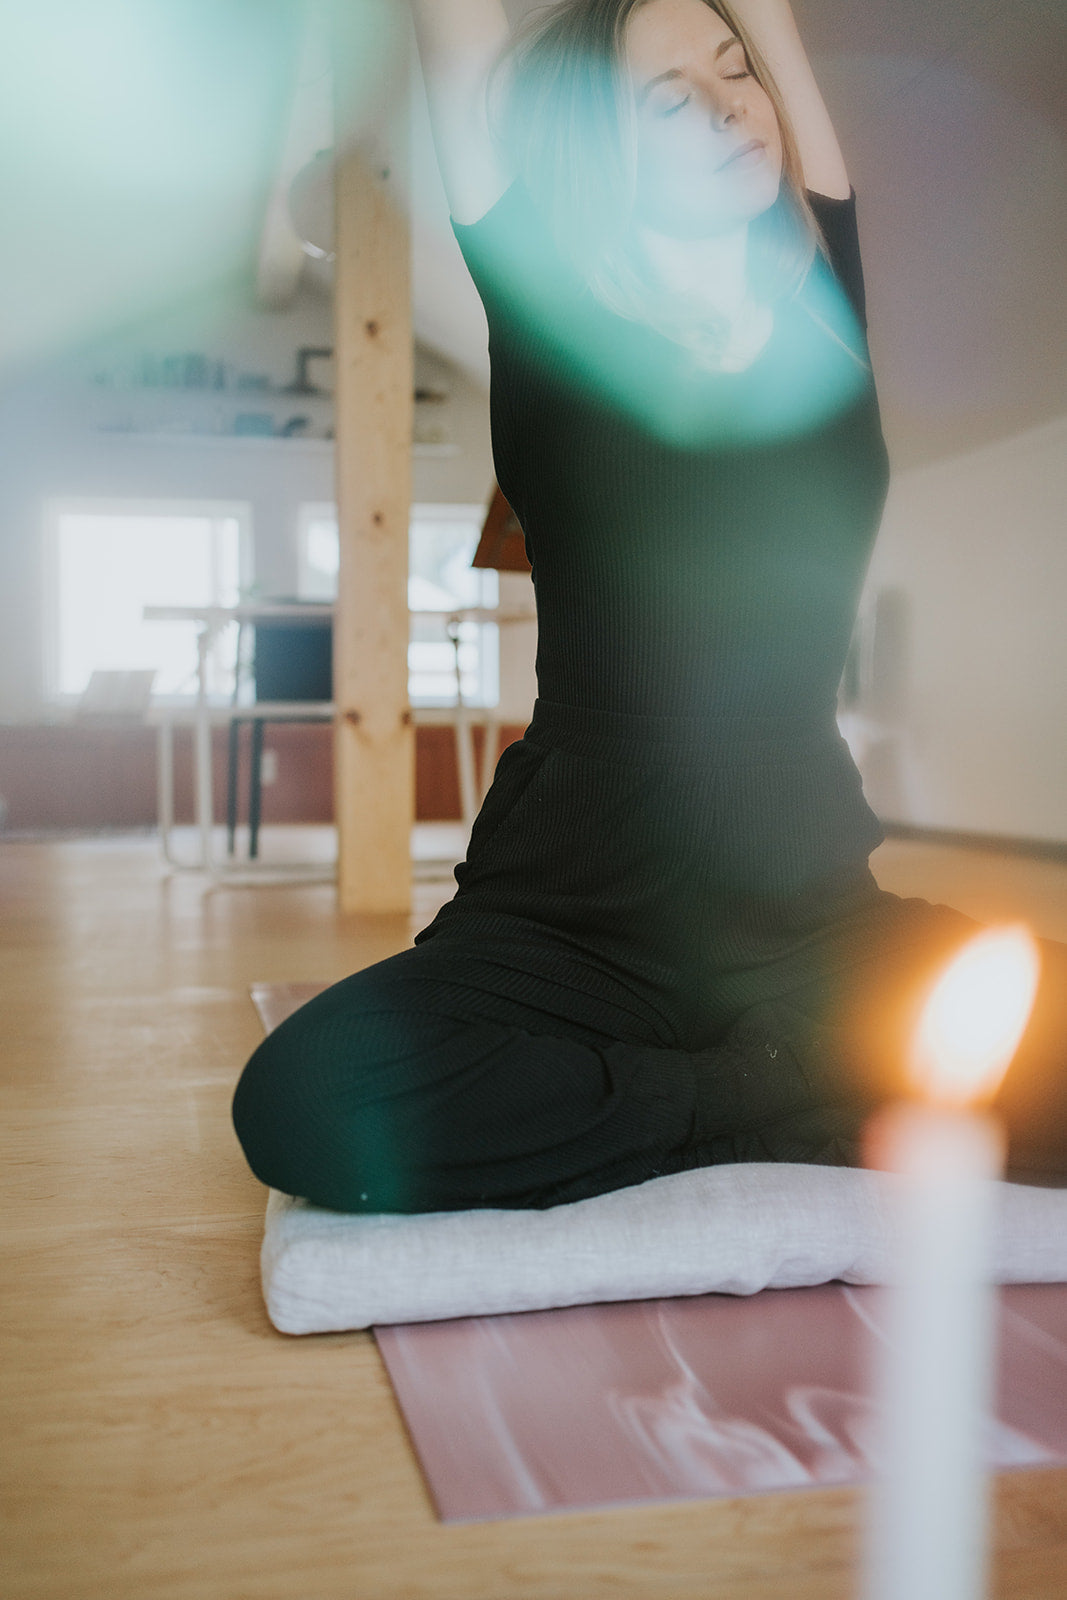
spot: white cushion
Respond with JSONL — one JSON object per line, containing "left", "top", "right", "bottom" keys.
{"left": 260, "top": 1163, "right": 1067, "bottom": 1335}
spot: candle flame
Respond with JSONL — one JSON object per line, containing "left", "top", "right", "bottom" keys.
{"left": 910, "top": 924, "right": 1041, "bottom": 1109}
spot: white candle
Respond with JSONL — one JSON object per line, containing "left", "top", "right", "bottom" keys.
{"left": 863, "top": 925, "right": 1041, "bottom": 1600}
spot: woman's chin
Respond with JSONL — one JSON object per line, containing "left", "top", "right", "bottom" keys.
{"left": 714, "top": 168, "right": 784, "bottom": 226}
{"left": 640, "top": 173, "right": 783, "bottom": 240}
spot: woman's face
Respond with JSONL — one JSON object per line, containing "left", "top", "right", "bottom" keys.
{"left": 624, "top": 0, "right": 784, "bottom": 239}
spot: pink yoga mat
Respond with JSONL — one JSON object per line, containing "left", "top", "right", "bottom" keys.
{"left": 376, "top": 1283, "right": 1067, "bottom": 1522}
{"left": 249, "top": 983, "right": 1067, "bottom": 1522}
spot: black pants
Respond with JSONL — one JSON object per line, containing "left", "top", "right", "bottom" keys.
{"left": 232, "top": 701, "right": 1067, "bottom": 1211}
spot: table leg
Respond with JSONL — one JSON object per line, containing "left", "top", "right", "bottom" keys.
{"left": 449, "top": 621, "right": 478, "bottom": 829}
{"left": 226, "top": 719, "right": 241, "bottom": 857}
{"left": 157, "top": 718, "right": 178, "bottom": 864}
{"left": 194, "top": 629, "right": 215, "bottom": 874}
{"left": 249, "top": 720, "right": 265, "bottom": 860}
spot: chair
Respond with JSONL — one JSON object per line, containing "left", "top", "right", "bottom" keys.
{"left": 226, "top": 609, "right": 333, "bottom": 859}
{"left": 75, "top": 669, "right": 157, "bottom": 723}
{"left": 471, "top": 486, "right": 531, "bottom": 577}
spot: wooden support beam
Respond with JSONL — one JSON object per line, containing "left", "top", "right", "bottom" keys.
{"left": 332, "top": 86, "right": 414, "bottom": 911}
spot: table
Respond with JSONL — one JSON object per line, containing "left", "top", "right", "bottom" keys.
{"left": 144, "top": 604, "right": 335, "bottom": 879}
{"left": 144, "top": 601, "right": 537, "bottom": 879}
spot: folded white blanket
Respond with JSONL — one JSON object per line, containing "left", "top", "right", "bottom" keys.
{"left": 261, "top": 1164, "right": 1067, "bottom": 1335}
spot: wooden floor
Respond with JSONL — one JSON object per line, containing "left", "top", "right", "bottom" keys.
{"left": 4, "top": 827, "right": 1067, "bottom": 1599}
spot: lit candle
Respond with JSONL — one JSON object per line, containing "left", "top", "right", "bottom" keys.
{"left": 863, "top": 924, "right": 1041, "bottom": 1600}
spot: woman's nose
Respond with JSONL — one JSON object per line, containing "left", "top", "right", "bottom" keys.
{"left": 710, "top": 92, "right": 744, "bottom": 131}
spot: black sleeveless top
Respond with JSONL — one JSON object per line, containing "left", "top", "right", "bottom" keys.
{"left": 453, "top": 186, "right": 890, "bottom": 727}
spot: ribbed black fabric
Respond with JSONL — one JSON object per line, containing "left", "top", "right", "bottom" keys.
{"left": 232, "top": 186, "right": 1067, "bottom": 1213}
{"left": 453, "top": 186, "right": 889, "bottom": 723}
{"left": 417, "top": 186, "right": 891, "bottom": 997}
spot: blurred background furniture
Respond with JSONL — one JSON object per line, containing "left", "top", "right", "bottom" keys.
{"left": 143, "top": 491, "right": 536, "bottom": 878}
{"left": 466, "top": 486, "right": 534, "bottom": 810}
{"left": 74, "top": 670, "right": 158, "bottom": 724}
{"left": 144, "top": 601, "right": 334, "bottom": 877}
{"left": 471, "top": 487, "right": 531, "bottom": 577}
{"left": 226, "top": 607, "right": 333, "bottom": 859}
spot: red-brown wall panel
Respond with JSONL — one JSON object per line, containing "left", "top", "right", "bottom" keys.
{"left": 0, "top": 723, "right": 525, "bottom": 830}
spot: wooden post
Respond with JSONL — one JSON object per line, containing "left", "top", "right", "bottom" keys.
{"left": 332, "top": 30, "right": 414, "bottom": 913}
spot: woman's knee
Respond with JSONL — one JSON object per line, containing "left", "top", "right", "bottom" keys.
{"left": 231, "top": 987, "right": 496, "bottom": 1212}
{"left": 232, "top": 1015, "right": 336, "bottom": 1203}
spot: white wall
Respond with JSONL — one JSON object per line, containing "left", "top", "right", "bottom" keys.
{"left": 847, "top": 416, "right": 1067, "bottom": 844}
{"left": 411, "top": 347, "right": 495, "bottom": 508}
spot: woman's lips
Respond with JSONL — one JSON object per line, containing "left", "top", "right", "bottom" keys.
{"left": 719, "top": 139, "right": 765, "bottom": 171}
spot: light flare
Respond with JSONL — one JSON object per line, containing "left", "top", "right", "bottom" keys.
{"left": 909, "top": 924, "right": 1041, "bottom": 1110}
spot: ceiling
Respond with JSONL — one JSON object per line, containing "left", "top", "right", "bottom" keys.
{"left": 3, "top": 0, "right": 1064, "bottom": 470}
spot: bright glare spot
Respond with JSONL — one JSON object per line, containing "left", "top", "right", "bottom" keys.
{"left": 910, "top": 925, "right": 1041, "bottom": 1108}
{"left": 471, "top": 214, "right": 868, "bottom": 446}
{"left": 307, "top": 520, "right": 340, "bottom": 577}
{"left": 56, "top": 508, "right": 244, "bottom": 698}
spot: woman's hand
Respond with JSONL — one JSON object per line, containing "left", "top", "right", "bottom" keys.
{"left": 408, "top": 0, "right": 514, "bottom": 224}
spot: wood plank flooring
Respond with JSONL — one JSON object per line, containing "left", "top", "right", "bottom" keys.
{"left": 3, "top": 827, "right": 1067, "bottom": 1599}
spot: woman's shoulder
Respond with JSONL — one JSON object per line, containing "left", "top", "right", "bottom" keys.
{"left": 451, "top": 177, "right": 539, "bottom": 248}
{"left": 806, "top": 188, "right": 867, "bottom": 329}
{"left": 452, "top": 178, "right": 587, "bottom": 326}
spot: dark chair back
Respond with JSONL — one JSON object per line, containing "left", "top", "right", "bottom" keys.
{"left": 253, "top": 617, "right": 333, "bottom": 702}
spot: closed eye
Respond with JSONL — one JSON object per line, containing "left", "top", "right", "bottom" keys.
{"left": 720, "top": 37, "right": 752, "bottom": 81}
{"left": 661, "top": 93, "right": 691, "bottom": 116}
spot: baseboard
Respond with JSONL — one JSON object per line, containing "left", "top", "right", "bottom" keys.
{"left": 881, "top": 821, "right": 1067, "bottom": 864}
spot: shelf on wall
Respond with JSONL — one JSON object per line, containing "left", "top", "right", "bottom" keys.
{"left": 91, "top": 431, "right": 335, "bottom": 451}
{"left": 89, "top": 382, "right": 335, "bottom": 400}
{"left": 89, "top": 431, "right": 460, "bottom": 456}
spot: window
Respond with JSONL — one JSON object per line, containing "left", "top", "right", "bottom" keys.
{"left": 409, "top": 504, "right": 499, "bottom": 707}
{"left": 47, "top": 499, "right": 251, "bottom": 700}
{"left": 296, "top": 502, "right": 499, "bottom": 707}
{"left": 296, "top": 503, "right": 341, "bottom": 602}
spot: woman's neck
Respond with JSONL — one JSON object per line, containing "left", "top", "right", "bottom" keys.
{"left": 637, "top": 222, "right": 752, "bottom": 319}
{"left": 634, "top": 221, "right": 773, "bottom": 371}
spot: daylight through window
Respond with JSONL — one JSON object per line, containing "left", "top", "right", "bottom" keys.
{"left": 49, "top": 501, "right": 250, "bottom": 700}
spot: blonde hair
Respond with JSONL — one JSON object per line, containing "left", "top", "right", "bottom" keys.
{"left": 494, "top": 0, "right": 829, "bottom": 362}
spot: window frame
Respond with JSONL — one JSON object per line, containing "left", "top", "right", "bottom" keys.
{"left": 43, "top": 495, "right": 254, "bottom": 705}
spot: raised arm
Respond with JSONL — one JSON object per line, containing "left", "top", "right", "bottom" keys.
{"left": 409, "top": 0, "right": 514, "bottom": 224}
{"left": 732, "top": 0, "right": 850, "bottom": 200}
